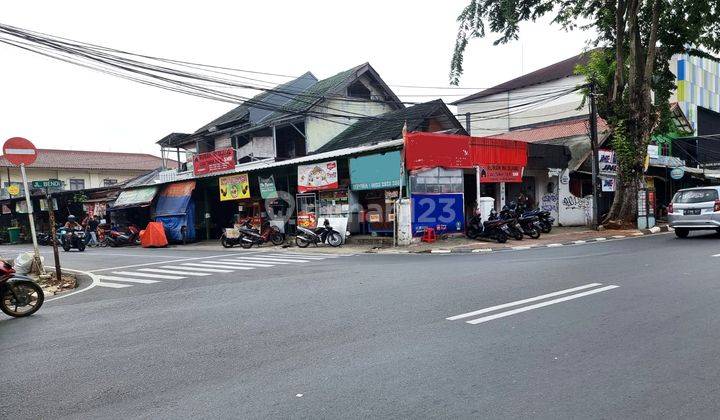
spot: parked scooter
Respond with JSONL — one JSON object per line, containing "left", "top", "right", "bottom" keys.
{"left": 0, "top": 259, "right": 44, "bottom": 317}
{"left": 490, "top": 207, "right": 525, "bottom": 240}
{"left": 237, "top": 220, "right": 285, "bottom": 249}
{"left": 36, "top": 231, "right": 54, "bottom": 246}
{"left": 465, "top": 213, "right": 510, "bottom": 243}
{"left": 61, "top": 227, "right": 86, "bottom": 252}
{"left": 516, "top": 203, "right": 554, "bottom": 233}
{"left": 508, "top": 203, "right": 541, "bottom": 239}
{"left": 295, "top": 219, "right": 343, "bottom": 248}
{"left": 103, "top": 225, "right": 140, "bottom": 247}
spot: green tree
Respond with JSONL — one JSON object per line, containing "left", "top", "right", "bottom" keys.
{"left": 451, "top": 0, "right": 720, "bottom": 227}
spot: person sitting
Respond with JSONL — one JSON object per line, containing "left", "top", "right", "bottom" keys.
{"left": 64, "top": 215, "right": 81, "bottom": 230}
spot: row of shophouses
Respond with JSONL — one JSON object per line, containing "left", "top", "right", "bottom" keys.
{"left": 4, "top": 52, "right": 720, "bottom": 244}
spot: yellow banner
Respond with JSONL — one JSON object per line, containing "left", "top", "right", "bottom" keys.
{"left": 219, "top": 173, "right": 250, "bottom": 201}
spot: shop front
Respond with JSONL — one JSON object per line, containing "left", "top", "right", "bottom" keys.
{"left": 296, "top": 160, "right": 351, "bottom": 239}
{"left": 108, "top": 186, "right": 159, "bottom": 228}
{"left": 155, "top": 180, "right": 196, "bottom": 242}
{"left": 404, "top": 132, "right": 528, "bottom": 233}
{"left": 349, "top": 151, "right": 402, "bottom": 235}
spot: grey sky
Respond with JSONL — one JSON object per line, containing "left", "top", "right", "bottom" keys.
{"left": 1, "top": 1, "right": 591, "bottom": 156}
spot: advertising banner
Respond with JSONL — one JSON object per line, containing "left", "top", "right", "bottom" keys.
{"left": 259, "top": 175, "right": 277, "bottom": 198}
{"left": 298, "top": 160, "right": 338, "bottom": 193}
{"left": 411, "top": 193, "right": 465, "bottom": 235}
{"left": 193, "top": 148, "right": 235, "bottom": 176}
{"left": 219, "top": 174, "right": 250, "bottom": 201}
{"left": 598, "top": 150, "right": 618, "bottom": 176}
{"left": 477, "top": 164, "right": 524, "bottom": 183}
{"left": 349, "top": 151, "right": 401, "bottom": 190}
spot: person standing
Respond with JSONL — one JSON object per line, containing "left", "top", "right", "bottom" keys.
{"left": 86, "top": 215, "right": 100, "bottom": 246}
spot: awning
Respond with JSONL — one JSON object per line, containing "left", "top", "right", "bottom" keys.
{"left": 110, "top": 186, "right": 158, "bottom": 210}
{"left": 155, "top": 181, "right": 196, "bottom": 217}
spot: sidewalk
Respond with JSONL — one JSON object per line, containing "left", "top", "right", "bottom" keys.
{"left": 170, "top": 225, "right": 671, "bottom": 255}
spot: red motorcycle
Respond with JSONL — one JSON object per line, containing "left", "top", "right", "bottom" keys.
{"left": 0, "top": 260, "right": 44, "bottom": 317}
{"left": 103, "top": 225, "right": 141, "bottom": 247}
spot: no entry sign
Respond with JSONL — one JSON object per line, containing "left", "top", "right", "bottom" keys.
{"left": 3, "top": 137, "right": 38, "bottom": 166}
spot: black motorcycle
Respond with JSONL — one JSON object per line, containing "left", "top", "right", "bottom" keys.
{"left": 237, "top": 221, "right": 285, "bottom": 249}
{"left": 490, "top": 208, "right": 525, "bottom": 240}
{"left": 466, "top": 213, "right": 510, "bottom": 243}
{"left": 61, "top": 227, "right": 86, "bottom": 252}
{"left": 517, "top": 204, "right": 554, "bottom": 233}
{"left": 295, "top": 219, "right": 343, "bottom": 248}
{"left": 508, "top": 204, "right": 541, "bottom": 239}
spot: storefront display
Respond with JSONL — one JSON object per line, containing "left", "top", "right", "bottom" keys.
{"left": 296, "top": 193, "right": 317, "bottom": 229}
{"left": 318, "top": 190, "right": 349, "bottom": 217}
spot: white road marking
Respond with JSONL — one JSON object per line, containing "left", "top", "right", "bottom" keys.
{"left": 466, "top": 285, "right": 619, "bottom": 325}
{"left": 98, "top": 275, "right": 159, "bottom": 284}
{"left": 184, "top": 262, "right": 254, "bottom": 270}
{"left": 173, "top": 265, "right": 233, "bottom": 273}
{"left": 574, "top": 240, "right": 587, "bottom": 244}
{"left": 112, "top": 271, "right": 185, "bottom": 280}
{"left": 472, "top": 248, "right": 493, "bottom": 253}
{"left": 263, "top": 253, "right": 327, "bottom": 260}
{"left": 546, "top": 243, "right": 563, "bottom": 247}
{"left": 447, "top": 283, "right": 603, "bottom": 321}
{"left": 612, "top": 235, "right": 626, "bottom": 239}
{"left": 96, "top": 281, "right": 132, "bottom": 288}
{"left": 139, "top": 268, "right": 212, "bottom": 276}
{"left": 511, "top": 246, "right": 533, "bottom": 250}
{"left": 594, "top": 237, "right": 607, "bottom": 241}
{"left": 213, "top": 259, "right": 275, "bottom": 268}
{"left": 713, "top": 254, "right": 720, "bottom": 257}
{"left": 632, "top": 232, "right": 645, "bottom": 236}
{"left": 91, "top": 253, "right": 255, "bottom": 272}
{"left": 233, "top": 256, "right": 311, "bottom": 263}
{"left": 230, "top": 257, "right": 291, "bottom": 264}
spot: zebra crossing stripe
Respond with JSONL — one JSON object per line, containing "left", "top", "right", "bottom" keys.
{"left": 232, "top": 257, "right": 290, "bottom": 264}
{"left": 112, "top": 271, "right": 185, "bottom": 280}
{"left": 98, "top": 275, "right": 160, "bottom": 284}
{"left": 96, "top": 281, "right": 133, "bottom": 288}
{"left": 213, "top": 259, "right": 275, "bottom": 268}
{"left": 200, "top": 260, "right": 259, "bottom": 269}
{"left": 263, "top": 254, "right": 326, "bottom": 260}
{"left": 139, "top": 268, "right": 212, "bottom": 276}
{"left": 232, "top": 256, "right": 310, "bottom": 263}
{"left": 171, "top": 265, "right": 232, "bottom": 273}
{"left": 184, "top": 262, "right": 254, "bottom": 270}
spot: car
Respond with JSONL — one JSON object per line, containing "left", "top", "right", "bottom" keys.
{"left": 668, "top": 186, "right": 720, "bottom": 238}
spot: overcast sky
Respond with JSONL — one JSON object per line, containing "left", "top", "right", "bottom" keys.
{"left": 1, "top": 1, "right": 591, "bottom": 156}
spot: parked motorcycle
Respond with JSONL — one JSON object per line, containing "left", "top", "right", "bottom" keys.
{"left": 103, "top": 225, "right": 140, "bottom": 247}
{"left": 507, "top": 203, "right": 541, "bottom": 239}
{"left": 490, "top": 207, "right": 525, "bottom": 240}
{"left": 0, "top": 259, "right": 44, "bottom": 317}
{"left": 36, "top": 231, "right": 54, "bottom": 246}
{"left": 61, "top": 227, "right": 86, "bottom": 252}
{"left": 236, "top": 221, "right": 285, "bottom": 249}
{"left": 465, "top": 213, "right": 510, "bottom": 243}
{"left": 516, "top": 203, "right": 554, "bottom": 233}
{"left": 295, "top": 219, "right": 343, "bottom": 248}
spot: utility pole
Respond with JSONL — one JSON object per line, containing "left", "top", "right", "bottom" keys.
{"left": 45, "top": 189, "right": 62, "bottom": 281}
{"left": 589, "top": 81, "right": 601, "bottom": 230}
{"left": 465, "top": 112, "right": 471, "bottom": 135}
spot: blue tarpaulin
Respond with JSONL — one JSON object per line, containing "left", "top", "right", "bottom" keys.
{"left": 155, "top": 181, "right": 196, "bottom": 242}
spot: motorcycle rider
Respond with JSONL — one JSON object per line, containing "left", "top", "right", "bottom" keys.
{"left": 64, "top": 215, "right": 81, "bottom": 230}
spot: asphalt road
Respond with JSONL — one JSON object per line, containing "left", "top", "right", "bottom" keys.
{"left": 2, "top": 232, "right": 720, "bottom": 419}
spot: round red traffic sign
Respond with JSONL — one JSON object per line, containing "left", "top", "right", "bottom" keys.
{"left": 3, "top": 137, "right": 38, "bottom": 166}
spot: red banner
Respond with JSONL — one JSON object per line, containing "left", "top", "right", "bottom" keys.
{"left": 478, "top": 164, "right": 524, "bottom": 183}
{"left": 404, "top": 132, "right": 527, "bottom": 176}
{"left": 193, "top": 148, "right": 235, "bottom": 176}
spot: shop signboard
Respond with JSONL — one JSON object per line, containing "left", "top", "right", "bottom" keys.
{"left": 219, "top": 173, "right": 250, "bottom": 201}
{"left": 193, "top": 148, "right": 235, "bottom": 176}
{"left": 598, "top": 150, "right": 618, "bottom": 176}
{"left": 7, "top": 184, "right": 20, "bottom": 196}
{"left": 477, "top": 164, "right": 524, "bottom": 183}
{"left": 258, "top": 175, "right": 277, "bottom": 198}
{"left": 411, "top": 193, "right": 465, "bottom": 235}
{"left": 31, "top": 179, "right": 62, "bottom": 189}
{"left": 298, "top": 160, "right": 338, "bottom": 193}
{"left": 349, "top": 151, "right": 401, "bottom": 191}
{"left": 601, "top": 177, "right": 616, "bottom": 192}
{"left": 670, "top": 167, "right": 685, "bottom": 180}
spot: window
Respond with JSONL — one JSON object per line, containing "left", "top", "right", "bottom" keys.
{"left": 103, "top": 179, "right": 118, "bottom": 186}
{"left": 69, "top": 179, "right": 85, "bottom": 191}
{"left": 347, "top": 80, "right": 371, "bottom": 100}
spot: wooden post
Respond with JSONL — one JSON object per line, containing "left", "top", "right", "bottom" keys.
{"left": 46, "top": 190, "right": 62, "bottom": 281}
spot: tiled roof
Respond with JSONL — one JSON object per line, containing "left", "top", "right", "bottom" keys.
{"left": 0, "top": 149, "right": 176, "bottom": 170}
{"left": 452, "top": 49, "right": 598, "bottom": 104}
{"left": 315, "top": 99, "right": 465, "bottom": 153}
{"left": 490, "top": 117, "right": 609, "bottom": 143}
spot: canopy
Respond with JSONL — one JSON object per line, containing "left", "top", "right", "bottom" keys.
{"left": 110, "top": 186, "right": 158, "bottom": 210}
{"left": 155, "top": 181, "right": 196, "bottom": 242}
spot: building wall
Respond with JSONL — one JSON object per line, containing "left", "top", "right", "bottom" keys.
{"left": 1, "top": 167, "right": 148, "bottom": 191}
{"left": 670, "top": 54, "right": 720, "bottom": 134}
{"left": 457, "top": 75, "right": 587, "bottom": 135}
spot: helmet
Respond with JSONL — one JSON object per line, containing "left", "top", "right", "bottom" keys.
{"left": 68, "top": 215, "right": 76, "bottom": 221}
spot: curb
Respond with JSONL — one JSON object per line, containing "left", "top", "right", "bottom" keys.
{"left": 44, "top": 267, "right": 99, "bottom": 302}
{"left": 410, "top": 225, "right": 672, "bottom": 255}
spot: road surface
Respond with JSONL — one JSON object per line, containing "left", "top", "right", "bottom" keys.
{"left": 1, "top": 232, "right": 719, "bottom": 418}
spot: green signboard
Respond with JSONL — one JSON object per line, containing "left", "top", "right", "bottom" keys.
{"left": 349, "top": 151, "right": 402, "bottom": 191}
{"left": 31, "top": 179, "right": 62, "bottom": 189}
{"left": 259, "top": 175, "right": 277, "bottom": 199}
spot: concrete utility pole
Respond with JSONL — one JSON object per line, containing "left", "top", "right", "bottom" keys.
{"left": 589, "top": 81, "right": 601, "bottom": 230}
